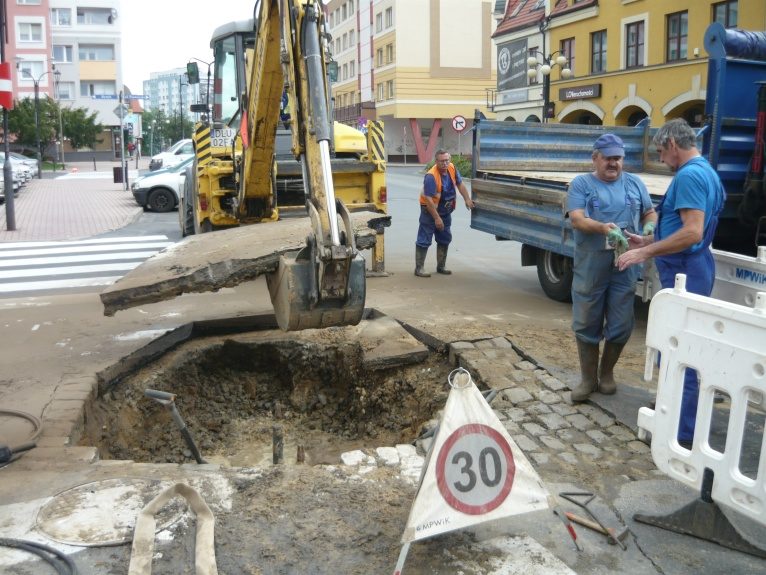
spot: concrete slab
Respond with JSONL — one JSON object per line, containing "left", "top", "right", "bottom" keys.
{"left": 100, "top": 211, "right": 390, "bottom": 316}
{"left": 353, "top": 313, "right": 429, "bottom": 370}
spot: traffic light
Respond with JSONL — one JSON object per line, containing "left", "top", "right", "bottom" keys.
{"left": 186, "top": 62, "right": 200, "bottom": 85}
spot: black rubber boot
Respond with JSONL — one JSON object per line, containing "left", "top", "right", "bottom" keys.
{"left": 571, "top": 340, "right": 599, "bottom": 402}
{"left": 436, "top": 244, "right": 452, "bottom": 275}
{"left": 414, "top": 246, "right": 431, "bottom": 277}
{"left": 598, "top": 341, "right": 625, "bottom": 395}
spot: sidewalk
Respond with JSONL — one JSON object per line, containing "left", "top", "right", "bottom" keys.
{"left": 0, "top": 159, "right": 149, "bottom": 242}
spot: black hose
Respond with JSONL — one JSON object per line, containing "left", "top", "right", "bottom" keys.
{"left": 0, "top": 538, "right": 78, "bottom": 574}
{"left": 0, "top": 409, "right": 42, "bottom": 469}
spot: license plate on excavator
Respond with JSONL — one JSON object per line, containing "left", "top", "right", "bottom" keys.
{"left": 266, "top": 250, "right": 366, "bottom": 331}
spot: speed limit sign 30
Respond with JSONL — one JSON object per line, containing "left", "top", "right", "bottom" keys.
{"left": 436, "top": 423, "right": 515, "bottom": 514}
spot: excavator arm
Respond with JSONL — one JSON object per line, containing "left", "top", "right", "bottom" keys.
{"left": 242, "top": 0, "right": 365, "bottom": 330}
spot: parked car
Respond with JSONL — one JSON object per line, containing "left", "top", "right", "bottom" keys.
{"left": 131, "top": 156, "right": 193, "bottom": 212}
{"left": 9, "top": 152, "right": 39, "bottom": 178}
{"left": 149, "top": 139, "right": 193, "bottom": 171}
{"left": 0, "top": 158, "right": 27, "bottom": 192}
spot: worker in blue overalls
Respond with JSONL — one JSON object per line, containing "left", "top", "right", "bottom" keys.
{"left": 619, "top": 119, "right": 725, "bottom": 449}
{"left": 568, "top": 133, "right": 656, "bottom": 403}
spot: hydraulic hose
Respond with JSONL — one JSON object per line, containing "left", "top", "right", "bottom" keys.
{"left": 0, "top": 538, "right": 78, "bottom": 574}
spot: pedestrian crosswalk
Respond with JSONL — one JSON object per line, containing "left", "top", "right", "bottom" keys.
{"left": 0, "top": 235, "right": 173, "bottom": 296}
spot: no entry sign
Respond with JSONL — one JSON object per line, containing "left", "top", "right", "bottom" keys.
{"left": 436, "top": 423, "right": 516, "bottom": 514}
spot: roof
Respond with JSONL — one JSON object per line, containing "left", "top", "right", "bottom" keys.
{"left": 493, "top": 0, "right": 547, "bottom": 38}
{"left": 551, "top": 0, "right": 598, "bottom": 18}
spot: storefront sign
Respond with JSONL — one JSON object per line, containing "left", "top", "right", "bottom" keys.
{"left": 497, "top": 39, "right": 529, "bottom": 91}
{"left": 559, "top": 83, "right": 601, "bottom": 101}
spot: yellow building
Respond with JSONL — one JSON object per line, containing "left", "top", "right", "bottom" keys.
{"left": 493, "top": 0, "right": 766, "bottom": 126}
{"left": 327, "top": 0, "right": 499, "bottom": 162}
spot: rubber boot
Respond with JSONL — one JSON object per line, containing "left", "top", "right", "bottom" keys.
{"left": 436, "top": 244, "right": 452, "bottom": 275}
{"left": 414, "top": 246, "right": 431, "bottom": 277}
{"left": 571, "top": 340, "right": 599, "bottom": 402}
{"left": 598, "top": 341, "right": 625, "bottom": 395}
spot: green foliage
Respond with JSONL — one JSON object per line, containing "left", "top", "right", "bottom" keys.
{"left": 8, "top": 96, "right": 58, "bottom": 150}
{"left": 61, "top": 107, "right": 103, "bottom": 150}
{"left": 8, "top": 97, "right": 103, "bottom": 153}
{"left": 425, "top": 154, "right": 473, "bottom": 176}
{"left": 141, "top": 109, "right": 194, "bottom": 156}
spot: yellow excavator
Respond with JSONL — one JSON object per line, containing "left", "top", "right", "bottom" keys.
{"left": 106, "top": 0, "right": 388, "bottom": 330}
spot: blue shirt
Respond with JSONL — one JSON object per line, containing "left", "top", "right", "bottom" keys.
{"left": 656, "top": 156, "right": 725, "bottom": 254}
{"left": 568, "top": 172, "right": 653, "bottom": 252}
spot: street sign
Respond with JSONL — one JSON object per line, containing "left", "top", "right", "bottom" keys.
{"left": 113, "top": 105, "right": 129, "bottom": 117}
{"left": 0, "top": 62, "right": 13, "bottom": 109}
{"left": 451, "top": 115, "right": 467, "bottom": 133}
{"left": 125, "top": 95, "right": 148, "bottom": 100}
{"left": 435, "top": 423, "right": 515, "bottom": 514}
{"left": 94, "top": 94, "right": 119, "bottom": 100}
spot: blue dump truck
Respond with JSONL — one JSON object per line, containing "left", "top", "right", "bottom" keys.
{"left": 470, "top": 23, "right": 766, "bottom": 308}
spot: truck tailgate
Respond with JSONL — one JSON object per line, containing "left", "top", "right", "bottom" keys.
{"left": 100, "top": 211, "right": 390, "bottom": 316}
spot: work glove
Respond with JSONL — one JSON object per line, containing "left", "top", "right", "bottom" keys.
{"left": 642, "top": 222, "right": 656, "bottom": 236}
{"left": 606, "top": 227, "right": 628, "bottom": 253}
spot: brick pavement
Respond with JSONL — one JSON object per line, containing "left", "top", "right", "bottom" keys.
{"left": 0, "top": 160, "right": 148, "bottom": 242}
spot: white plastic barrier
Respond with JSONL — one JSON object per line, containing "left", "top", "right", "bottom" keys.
{"left": 637, "top": 274, "right": 766, "bottom": 525}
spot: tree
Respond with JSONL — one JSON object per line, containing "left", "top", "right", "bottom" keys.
{"left": 60, "top": 107, "right": 103, "bottom": 150}
{"left": 7, "top": 96, "right": 59, "bottom": 153}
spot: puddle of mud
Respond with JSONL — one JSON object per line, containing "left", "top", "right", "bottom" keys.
{"left": 82, "top": 330, "right": 450, "bottom": 466}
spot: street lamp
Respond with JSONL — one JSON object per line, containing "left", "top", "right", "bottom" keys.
{"left": 527, "top": 52, "right": 571, "bottom": 123}
{"left": 179, "top": 73, "right": 188, "bottom": 139}
{"left": 20, "top": 68, "right": 55, "bottom": 178}
{"left": 54, "top": 69, "right": 65, "bottom": 169}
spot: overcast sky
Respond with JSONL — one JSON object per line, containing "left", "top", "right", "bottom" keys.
{"left": 121, "top": 1, "right": 254, "bottom": 94}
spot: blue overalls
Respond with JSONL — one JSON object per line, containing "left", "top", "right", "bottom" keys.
{"left": 654, "top": 185, "right": 723, "bottom": 443}
{"left": 571, "top": 174, "right": 643, "bottom": 345}
{"left": 416, "top": 172, "right": 458, "bottom": 248}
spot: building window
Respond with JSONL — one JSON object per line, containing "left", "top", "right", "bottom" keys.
{"left": 666, "top": 11, "right": 688, "bottom": 62}
{"left": 349, "top": 1, "right": 354, "bottom": 17}
{"left": 349, "top": 30, "right": 355, "bottom": 46}
{"left": 18, "top": 22, "right": 42, "bottom": 42}
{"left": 17, "top": 0, "right": 41, "bottom": 4}
{"left": 80, "top": 80, "right": 116, "bottom": 97}
{"left": 591, "top": 30, "right": 607, "bottom": 73}
{"left": 56, "top": 81, "right": 74, "bottom": 100}
{"left": 386, "top": 80, "right": 394, "bottom": 99}
{"left": 76, "top": 8, "right": 114, "bottom": 25}
{"left": 342, "top": 63, "right": 348, "bottom": 80}
{"left": 375, "top": 12, "right": 382, "bottom": 33}
{"left": 17, "top": 60, "right": 44, "bottom": 81}
{"left": 342, "top": 3, "right": 347, "bottom": 20}
{"left": 376, "top": 48, "right": 383, "bottom": 67}
{"left": 350, "top": 91, "right": 355, "bottom": 105}
{"left": 329, "top": 11, "right": 334, "bottom": 28}
{"left": 713, "top": 1, "right": 738, "bottom": 28}
{"left": 335, "top": 38, "right": 341, "bottom": 55}
{"left": 377, "top": 83, "right": 384, "bottom": 101}
{"left": 528, "top": 46, "right": 539, "bottom": 85}
{"left": 349, "top": 60, "right": 355, "bottom": 77}
{"left": 50, "top": 8, "right": 71, "bottom": 26}
{"left": 560, "top": 37, "right": 575, "bottom": 76}
{"left": 385, "top": 7, "right": 393, "bottom": 28}
{"left": 79, "top": 44, "right": 115, "bottom": 61}
{"left": 342, "top": 33, "right": 347, "bottom": 51}
{"left": 386, "top": 44, "right": 393, "bottom": 64}
{"left": 52, "top": 45, "right": 73, "bottom": 63}
{"left": 625, "top": 21, "right": 645, "bottom": 68}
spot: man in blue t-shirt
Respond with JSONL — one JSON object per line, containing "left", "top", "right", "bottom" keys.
{"left": 618, "top": 118, "right": 725, "bottom": 448}
{"left": 567, "top": 133, "right": 656, "bottom": 403}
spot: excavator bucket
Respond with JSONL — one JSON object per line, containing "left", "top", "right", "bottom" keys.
{"left": 266, "top": 248, "right": 366, "bottom": 331}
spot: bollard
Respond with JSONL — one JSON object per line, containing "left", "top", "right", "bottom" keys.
{"left": 297, "top": 445, "right": 305, "bottom": 464}
{"left": 272, "top": 425, "right": 284, "bottom": 464}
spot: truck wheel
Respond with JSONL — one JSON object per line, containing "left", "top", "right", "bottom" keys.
{"left": 148, "top": 188, "right": 175, "bottom": 213}
{"left": 536, "top": 250, "right": 573, "bottom": 302}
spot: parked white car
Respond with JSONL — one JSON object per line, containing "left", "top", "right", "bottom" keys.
{"left": 9, "top": 152, "right": 39, "bottom": 178}
{"left": 131, "top": 156, "right": 193, "bottom": 212}
{"left": 149, "top": 139, "right": 193, "bottom": 171}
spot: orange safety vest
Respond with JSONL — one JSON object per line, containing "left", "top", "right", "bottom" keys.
{"left": 420, "top": 163, "right": 458, "bottom": 206}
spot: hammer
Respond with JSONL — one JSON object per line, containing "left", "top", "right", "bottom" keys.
{"left": 565, "top": 511, "right": 629, "bottom": 545}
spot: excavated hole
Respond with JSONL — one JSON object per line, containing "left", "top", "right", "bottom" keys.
{"left": 83, "top": 334, "right": 451, "bottom": 466}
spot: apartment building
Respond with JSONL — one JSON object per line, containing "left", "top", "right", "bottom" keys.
{"left": 10, "top": 0, "right": 124, "bottom": 159}
{"left": 492, "top": 0, "right": 766, "bottom": 126}
{"left": 142, "top": 68, "right": 197, "bottom": 123}
{"left": 327, "top": 0, "right": 498, "bottom": 163}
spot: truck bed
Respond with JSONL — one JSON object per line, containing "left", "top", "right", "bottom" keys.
{"left": 481, "top": 170, "right": 672, "bottom": 198}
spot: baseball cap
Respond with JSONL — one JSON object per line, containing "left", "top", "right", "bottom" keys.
{"left": 593, "top": 133, "right": 625, "bottom": 157}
